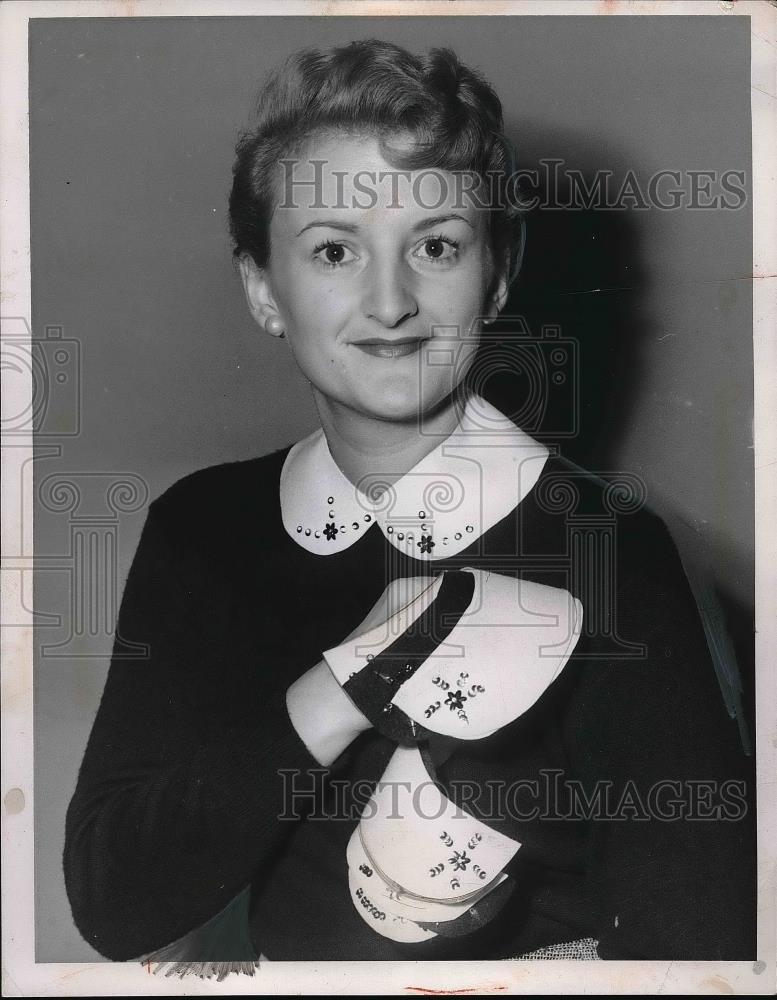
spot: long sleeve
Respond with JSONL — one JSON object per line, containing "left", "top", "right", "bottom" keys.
{"left": 63, "top": 492, "right": 336, "bottom": 961}
{"left": 566, "top": 511, "right": 755, "bottom": 959}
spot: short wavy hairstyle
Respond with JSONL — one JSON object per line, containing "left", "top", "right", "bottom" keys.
{"left": 228, "top": 39, "right": 525, "bottom": 281}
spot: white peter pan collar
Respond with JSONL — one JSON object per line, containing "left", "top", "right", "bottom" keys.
{"left": 280, "top": 395, "right": 549, "bottom": 560}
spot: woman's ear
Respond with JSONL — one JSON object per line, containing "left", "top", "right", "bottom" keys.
{"left": 484, "top": 252, "right": 511, "bottom": 322}
{"left": 237, "top": 255, "right": 286, "bottom": 338}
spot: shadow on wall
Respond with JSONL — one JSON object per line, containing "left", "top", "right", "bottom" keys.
{"left": 478, "top": 160, "right": 754, "bottom": 755}
{"left": 489, "top": 164, "right": 648, "bottom": 471}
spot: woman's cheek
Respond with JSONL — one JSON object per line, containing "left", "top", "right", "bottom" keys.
{"left": 435, "top": 272, "right": 488, "bottom": 323}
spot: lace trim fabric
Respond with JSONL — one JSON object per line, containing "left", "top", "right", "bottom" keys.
{"left": 516, "top": 937, "right": 600, "bottom": 960}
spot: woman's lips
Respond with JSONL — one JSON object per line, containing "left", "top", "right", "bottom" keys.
{"left": 353, "top": 338, "right": 426, "bottom": 359}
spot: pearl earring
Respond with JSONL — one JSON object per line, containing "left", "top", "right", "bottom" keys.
{"left": 265, "top": 316, "right": 285, "bottom": 338}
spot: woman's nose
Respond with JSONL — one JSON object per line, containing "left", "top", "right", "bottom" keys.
{"left": 362, "top": 259, "right": 419, "bottom": 329}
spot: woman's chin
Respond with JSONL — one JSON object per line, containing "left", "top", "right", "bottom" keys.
{"left": 353, "top": 386, "right": 453, "bottom": 425}
{"left": 312, "top": 372, "right": 461, "bottom": 426}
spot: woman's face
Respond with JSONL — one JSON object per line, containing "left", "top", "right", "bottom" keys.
{"left": 242, "top": 131, "right": 507, "bottom": 424}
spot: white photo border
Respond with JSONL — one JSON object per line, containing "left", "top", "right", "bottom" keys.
{"left": 2, "top": 1, "right": 775, "bottom": 995}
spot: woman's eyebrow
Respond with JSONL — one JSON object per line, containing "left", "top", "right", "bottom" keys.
{"left": 295, "top": 213, "right": 475, "bottom": 238}
{"left": 413, "top": 213, "right": 474, "bottom": 232}
{"left": 295, "top": 220, "right": 360, "bottom": 237}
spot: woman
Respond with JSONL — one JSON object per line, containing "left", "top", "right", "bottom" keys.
{"left": 63, "top": 39, "right": 753, "bottom": 965}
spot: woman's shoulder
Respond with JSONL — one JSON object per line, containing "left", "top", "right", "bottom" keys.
{"left": 148, "top": 445, "right": 292, "bottom": 528}
{"left": 524, "top": 449, "right": 681, "bottom": 574}
{"left": 530, "top": 453, "right": 745, "bottom": 742}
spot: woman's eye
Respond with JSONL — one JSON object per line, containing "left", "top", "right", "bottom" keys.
{"left": 414, "top": 237, "right": 459, "bottom": 263}
{"left": 313, "top": 241, "right": 356, "bottom": 266}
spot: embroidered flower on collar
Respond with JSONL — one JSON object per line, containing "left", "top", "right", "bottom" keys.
{"left": 449, "top": 850, "right": 471, "bottom": 872}
{"left": 417, "top": 535, "right": 435, "bottom": 554}
{"left": 279, "top": 395, "right": 549, "bottom": 560}
{"left": 445, "top": 690, "right": 467, "bottom": 712}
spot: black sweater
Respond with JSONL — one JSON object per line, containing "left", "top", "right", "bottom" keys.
{"left": 63, "top": 447, "right": 755, "bottom": 961}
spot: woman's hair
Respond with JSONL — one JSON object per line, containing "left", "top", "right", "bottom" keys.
{"left": 229, "top": 39, "right": 524, "bottom": 278}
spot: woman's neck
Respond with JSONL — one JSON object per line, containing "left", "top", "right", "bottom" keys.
{"left": 313, "top": 390, "right": 467, "bottom": 491}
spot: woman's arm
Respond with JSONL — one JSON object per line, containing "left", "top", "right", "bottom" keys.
{"left": 63, "top": 494, "right": 367, "bottom": 961}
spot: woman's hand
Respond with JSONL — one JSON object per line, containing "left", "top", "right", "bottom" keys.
{"left": 286, "top": 576, "right": 436, "bottom": 766}
{"left": 286, "top": 660, "right": 371, "bottom": 766}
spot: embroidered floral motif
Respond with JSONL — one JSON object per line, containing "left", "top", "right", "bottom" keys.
{"left": 417, "top": 535, "right": 435, "bottom": 554}
{"left": 426, "top": 674, "right": 486, "bottom": 724}
{"left": 449, "top": 850, "right": 471, "bottom": 871}
{"left": 430, "top": 830, "right": 489, "bottom": 884}
{"left": 445, "top": 689, "right": 467, "bottom": 711}
{"left": 323, "top": 522, "right": 339, "bottom": 541}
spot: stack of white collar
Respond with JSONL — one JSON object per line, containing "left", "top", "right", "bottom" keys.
{"left": 330, "top": 567, "right": 584, "bottom": 942}
{"left": 346, "top": 744, "right": 520, "bottom": 942}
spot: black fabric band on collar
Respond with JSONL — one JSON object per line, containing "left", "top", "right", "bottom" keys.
{"left": 343, "top": 570, "right": 475, "bottom": 743}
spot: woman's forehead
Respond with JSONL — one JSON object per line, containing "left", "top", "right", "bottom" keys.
{"left": 271, "top": 131, "right": 490, "bottom": 234}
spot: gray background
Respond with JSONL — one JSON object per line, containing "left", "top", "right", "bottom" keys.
{"left": 30, "top": 15, "right": 753, "bottom": 960}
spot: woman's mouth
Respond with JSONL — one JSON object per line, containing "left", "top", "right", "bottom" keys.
{"left": 353, "top": 338, "right": 426, "bottom": 359}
